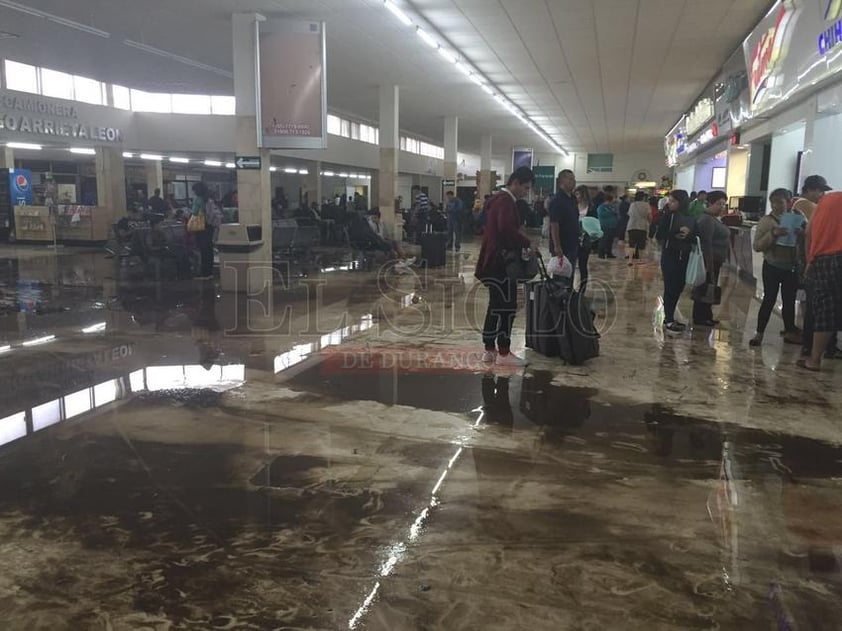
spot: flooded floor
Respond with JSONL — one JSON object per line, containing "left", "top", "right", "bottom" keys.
{"left": 0, "top": 240, "right": 840, "bottom": 630}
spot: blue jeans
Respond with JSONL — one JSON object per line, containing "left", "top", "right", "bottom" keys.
{"left": 661, "top": 251, "right": 688, "bottom": 323}
{"left": 447, "top": 213, "right": 462, "bottom": 250}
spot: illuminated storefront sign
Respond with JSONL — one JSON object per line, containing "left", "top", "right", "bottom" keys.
{"left": 685, "top": 98, "right": 715, "bottom": 135}
{"left": 0, "top": 92, "right": 123, "bottom": 142}
{"left": 743, "top": 0, "right": 842, "bottom": 116}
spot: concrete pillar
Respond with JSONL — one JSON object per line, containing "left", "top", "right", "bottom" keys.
{"left": 478, "top": 134, "right": 493, "bottom": 199}
{"left": 799, "top": 95, "right": 818, "bottom": 187}
{"left": 145, "top": 160, "right": 164, "bottom": 197}
{"left": 443, "top": 116, "right": 458, "bottom": 198}
{"left": 302, "top": 160, "right": 321, "bottom": 208}
{"left": 378, "top": 84, "right": 399, "bottom": 239}
{"left": 95, "top": 146, "right": 127, "bottom": 220}
{"left": 230, "top": 12, "right": 273, "bottom": 295}
{"left": 0, "top": 147, "right": 13, "bottom": 169}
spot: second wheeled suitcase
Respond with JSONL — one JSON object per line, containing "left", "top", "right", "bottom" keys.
{"left": 524, "top": 277, "right": 566, "bottom": 357}
{"left": 554, "top": 290, "right": 600, "bottom": 365}
{"left": 420, "top": 231, "right": 447, "bottom": 268}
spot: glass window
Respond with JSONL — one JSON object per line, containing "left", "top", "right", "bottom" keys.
{"left": 350, "top": 122, "right": 360, "bottom": 140}
{"left": 375, "top": 129, "right": 380, "bottom": 145}
{"left": 113, "top": 85, "right": 131, "bottom": 110}
{"left": 0, "top": 411, "right": 26, "bottom": 448}
{"left": 40, "top": 67, "right": 74, "bottom": 100}
{"left": 210, "top": 95, "right": 235, "bottom": 115}
{"left": 4, "top": 60, "right": 38, "bottom": 94}
{"left": 586, "top": 153, "right": 614, "bottom": 173}
{"left": 172, "top": 94, "right": 212, "bottom": 115}
{"left": 327, "top": 114, "right": 342, "bottom": 135}
{"left": 340, "top": 118, "right": 350, "bottom": 138}
{"left": 73, "top": 75, "right": 104, "bottom": 105}
{"left": 64, "top": 388, "right": 92, "bottom": 419}
{"left": 130, "top": 89, "right": 172, "bottom": 113}
{"left": 400, "top": 137, "right": 407, "bottom": 151}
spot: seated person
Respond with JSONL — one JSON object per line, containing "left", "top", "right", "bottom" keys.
{"left": 348, "top": 212, "right": 410, "bottom": 263}
{"left": 366, "top": 211, "right": 412, "bottom": 261}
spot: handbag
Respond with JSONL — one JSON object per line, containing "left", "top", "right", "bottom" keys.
{"left": 502, "top": 248, "right": 538, "bottom": 283}
{"left": 187, "top": 212, "right": 206, "bottom": 233}
{"left": 685, "top": 236, "right": 707, "bottom": 287}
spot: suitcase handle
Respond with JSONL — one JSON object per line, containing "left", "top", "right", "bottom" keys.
{"left": 535, "top": 251, "right": 550, "bottom": 281}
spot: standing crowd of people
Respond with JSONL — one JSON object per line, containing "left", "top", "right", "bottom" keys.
{"left": 474, "top": 167, "right": 842, "bottom": 373}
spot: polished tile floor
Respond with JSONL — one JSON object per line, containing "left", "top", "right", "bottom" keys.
{"left": 0, "top": 237, "right": 840, "bottom": 630}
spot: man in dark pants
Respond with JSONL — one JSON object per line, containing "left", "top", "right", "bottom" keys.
{"left": 445, "top": 191, "right": 464, "bottom": 251}
{"left": 475, "top": 167, "right": 536, "bottom": 368}
{"left": 549, "top": 169, "right": 579, "bottom": 287}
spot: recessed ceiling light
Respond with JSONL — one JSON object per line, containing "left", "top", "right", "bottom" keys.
{"left": 7, "top": 142, "right": 42, "bottom": 150}
{"left": 69, "top": 147, "right": 96, "bottom": 155}
{"left": 0, "top": 31, "right": 19, "bottom": 40}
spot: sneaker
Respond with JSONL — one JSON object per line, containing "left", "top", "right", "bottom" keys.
{"left": 664, "top": 321, "right": 686, "bottom": 333}
{"left": 749, "top": 335, "right": 763, "bottom": 348}
{"left": 481, "top": 350, "right": 497, "bottom": 364}
{"left": 495, "top": 352, "right": 528, "bottom": 367}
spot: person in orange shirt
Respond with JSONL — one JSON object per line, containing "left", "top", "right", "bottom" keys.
{"left": 798, "top": 191, "right": 842, "bottom": 371}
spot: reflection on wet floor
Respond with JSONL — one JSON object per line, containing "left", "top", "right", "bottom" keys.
{"left": 0, "top": 243, "right": 841, "bottom": 629}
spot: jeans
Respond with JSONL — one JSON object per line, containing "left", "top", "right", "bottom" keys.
{"left": 578, "top": 241, "right": 591, "bottom": 288}
{"left": 692, "top": 262, "right": 722, "bottom": 324}
{"left": 661, "top": 251, "right": 688, "bottom": 323}
{"left": 195, "top": 228, "right": 215, "bottom": 277}
{"left": 756, "top": 261, "right": 798, "bottom": 334}
{"left": 599, "top": 228, "right": 616, "bottom": 257}
{"left": 482, "top": 277, "right": 518, "bottom": 352}
{"left": 447, "top": 213, "right": 462, "bottom": 250}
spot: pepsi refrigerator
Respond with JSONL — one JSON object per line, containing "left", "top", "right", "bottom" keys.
{"left": 0, "top": 169, "right": 34, "bottom": 241}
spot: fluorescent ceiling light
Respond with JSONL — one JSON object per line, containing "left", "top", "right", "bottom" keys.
{"left": 323, "top": 171, "right": 335, "bottom": 177}
{"left": 81, "top": 322, "right": 106, "bottom": 333}
{"left": 298, "top": 169, "right": 309, "bottom": 175}
{"left": 284, "top": 168, "right": 298, "bottom": 174}
{"left": 123, "top": 39, "right": 233, "bottom": 78}
{"left": 437, "top": 47, "right": 458, "bottom": 64}
{"left": 0, "top": 30, "right": 20, "bottom": 40}
{"left": 69, "top": 147, "right": 95, "bottom": 155}
{"left": 140, "top": 153, "right": 163, "bottom": 161}
{"left": 0, "top": 0, "right": 110, "bottom": 38}
{"left": 122, "top": 152, "right": 134, "bottom": 158}
{"left": 469, "top": 73, "right": 485, "bottom": 86}
{"left": 22, "top": 335, "right": 55, "bottom": 347}
{"left": 416, "top": 27, "right": 439, "bottom": 49}
{"left": 339, "top": 172, "right": 349, "bottom": 178}
{"left": 383, "top": 0, "right": 413, "bottom": 26}
{"left": 269, "top": 166, "right": 277, "bottom": 172}
{"left": 203, "top": 159, "right": 223, "bottom": 167}
{"left": 7, "top": 142, "right": 41, "bottom": 150}
{"left": 455, "top": 62, "right": 473, "bottom": 77}
{"left": 225, "top": 162, "right": 235, "bottom": 169}
{"left": 169, "top": 157, "right": 190, "bottom": 163}
{"left": 481, "top": 84, "right": 493, "bottom": 95}
{"left": 0, "top": 345, "right": 11, "bottom": 353}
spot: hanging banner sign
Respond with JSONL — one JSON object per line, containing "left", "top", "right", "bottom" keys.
{"left": 256, "top": 19, "right": 327, "bottom": 150}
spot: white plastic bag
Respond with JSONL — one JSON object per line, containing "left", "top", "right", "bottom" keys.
{"left": 547, "top": 255, "right": 573, "bottom": 278}
{"left": 685, "top": 236, "right": 707, "bottom": 288}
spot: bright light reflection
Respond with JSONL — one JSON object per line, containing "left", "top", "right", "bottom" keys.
{"left": 0, "top": 411, "right": 27, "bottom": 447}
{"left": 32, "top": 399, "right": 61, "bottom": 431}
{"left": 82, "top": 322, "right": 106, "bottom": 333}
{"left": 274, "top": 344, "right": 314, "bottom": 373}
{"left": 0, "top": 345, "right": 11, "bottom": 353}
{"left": 22, "top": 335, "right": 55, "bottom": 346}
{"left": 64, "top": 388, "right": 92, "bottom": 419}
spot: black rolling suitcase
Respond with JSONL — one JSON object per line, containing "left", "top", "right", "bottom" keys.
{"left": 552, "top": 287, "right": 600, "bottom": 366}
{"left": 420, "top": 229, "right": 447, "bottom": 268}
{"left": 531, "top": 254, "right": 599, "bottom": 365}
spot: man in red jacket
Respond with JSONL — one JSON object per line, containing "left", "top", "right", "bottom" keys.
{"left": 475, "top": 167, "right": 537, "bottom": 367}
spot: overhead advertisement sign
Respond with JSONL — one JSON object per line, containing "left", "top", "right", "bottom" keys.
{"left": 256, "top": 19, "right": 327, "bottom": 150}
{"left": 743, "top": 0, "right": 842, "bottom": 117}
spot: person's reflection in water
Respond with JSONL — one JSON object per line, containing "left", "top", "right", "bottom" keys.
{"left": 190, "top": 283, "right": 222, "bottom": 369}
{"left": 481, "top": 375, "right": 513, "bottom": 430}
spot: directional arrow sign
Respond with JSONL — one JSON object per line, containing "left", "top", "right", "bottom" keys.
{"left": 441, "top": 179, "right": 456, "bottom": 186}
{"left": 235, "top": 156, "right": 261, "bottom": 170}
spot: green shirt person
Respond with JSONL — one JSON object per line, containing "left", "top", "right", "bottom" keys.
{"left": 687, "top": 191, "right": 708, "bottom": 218}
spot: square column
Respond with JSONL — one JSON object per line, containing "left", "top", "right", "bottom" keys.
{"left": 478, "top": 134, "right": 493, "bottom": 199}
{"left": 229, "top": 12, "right": 274, "bottom": 295}
{"left": 95, "top": 146, "right": 127, "bottom": 220}
{"left": 145, "top": 160, "right": 164, "bottom": 197}
{"left": 443, "top": 116, "right": 458, "bottom": 197}
{"left": 378, "top": 85, "right": 399, "bottom": 240}
{"left": 302, "top": 160, "right": 321, "bottom": 207}
{"left": 0, "top": 147, "right": 13, "bottom": 169}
